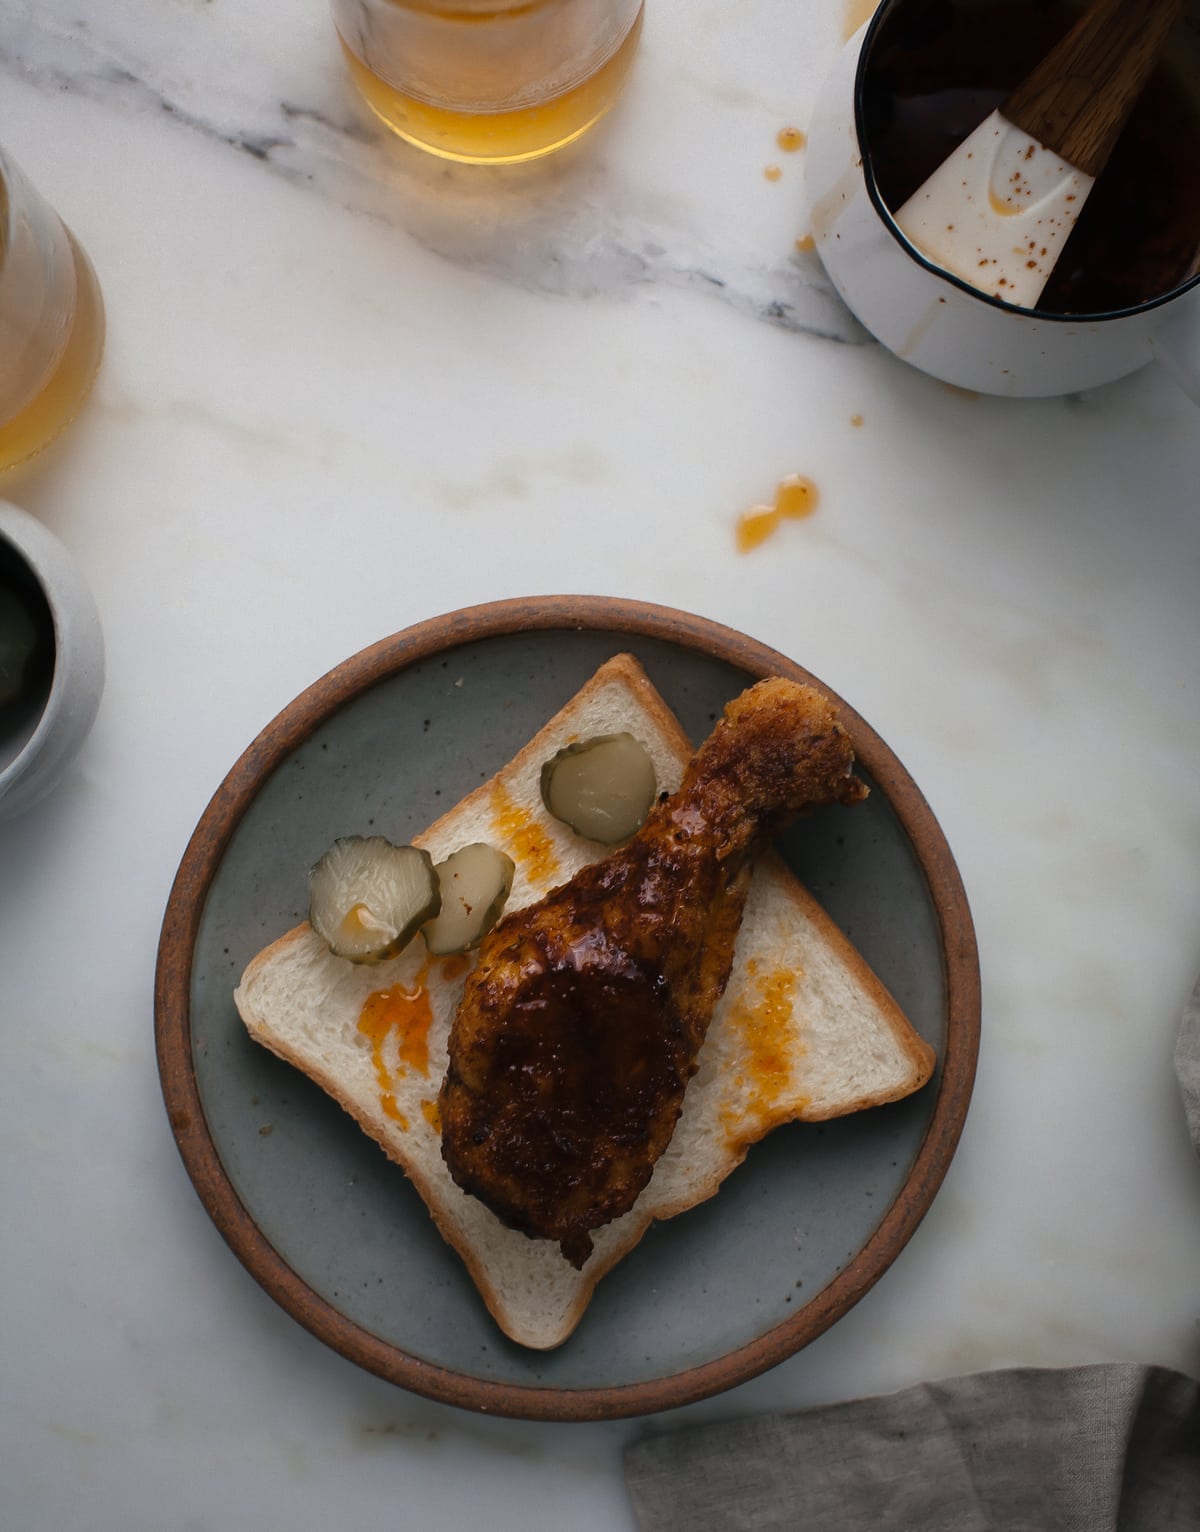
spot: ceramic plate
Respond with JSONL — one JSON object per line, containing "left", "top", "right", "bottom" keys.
{"left": 155, "top": 596, "right": 979, "bottom": 1421}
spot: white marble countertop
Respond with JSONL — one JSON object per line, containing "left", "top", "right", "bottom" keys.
{"left": 3, "top": 0, "right": 1199, "bottom": 1526}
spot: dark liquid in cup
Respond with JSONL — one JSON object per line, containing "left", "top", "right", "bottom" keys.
{"left": 861, "top": 0, "right": 1200, "bottom": 314}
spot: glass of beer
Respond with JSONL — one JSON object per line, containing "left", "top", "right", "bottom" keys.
{"left": 331, "top": 0, "right": 645, "bottom": 164}
{"left": 0, "top": 148, "right": 105, "bottom": 476}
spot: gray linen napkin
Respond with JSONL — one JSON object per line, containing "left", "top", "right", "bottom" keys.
{"left": 626, "top": 978, "right": 1200, "bottom": 1531}
{"left": 624, "top": 1363, "right": 1200, "bottom": 1531}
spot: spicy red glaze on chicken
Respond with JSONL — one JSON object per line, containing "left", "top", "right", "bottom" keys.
{"left": 439, "top": 678, "right": 866, "bottom": 1266}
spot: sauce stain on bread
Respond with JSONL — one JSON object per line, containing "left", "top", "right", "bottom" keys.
{"left": 721, "top": 959, "right": 806, "bottom": 1148}
{"left": 358, "top": 963, "right": 438, "bottom": 1127}
{"left": 487, "top": 779, "right": 560, "bottom": 889}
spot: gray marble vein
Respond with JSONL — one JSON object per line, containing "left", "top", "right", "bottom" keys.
{"left": 0, "top": 2, "right": 865, "bottom": 343}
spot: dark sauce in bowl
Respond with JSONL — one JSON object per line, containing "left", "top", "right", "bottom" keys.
{"left": 860, "top": 0, "right": 1200, "bottom": 314}
{"left": 0, "top": 542, "right": 55, "bottom": 773}
{"left": 0, "top": 545, "right": 55, "bottom": 772}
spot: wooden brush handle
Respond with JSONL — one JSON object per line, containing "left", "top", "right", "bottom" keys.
{"left": 1003, "top": 0, "right": 1183, "bottom": 177}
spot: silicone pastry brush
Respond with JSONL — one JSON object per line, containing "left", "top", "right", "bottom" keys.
{"left": 894, "top": 0, "right": 1183, "bottom": 307}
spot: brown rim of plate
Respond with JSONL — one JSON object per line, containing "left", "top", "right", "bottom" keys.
{"left": 155, "top": 594, "right": 980, "bottom": 1423}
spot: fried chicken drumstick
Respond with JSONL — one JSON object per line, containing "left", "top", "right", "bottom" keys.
{"left": 438, "top": 678, "right": 867, "bottom": 1267}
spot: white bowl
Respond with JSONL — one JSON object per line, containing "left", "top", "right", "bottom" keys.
{"left": 0, "top": 500, "right": 105, "bottom": 821}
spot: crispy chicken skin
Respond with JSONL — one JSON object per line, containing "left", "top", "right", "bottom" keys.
{"left": 438, "top": 678, "right": 867, "bottom": 1267}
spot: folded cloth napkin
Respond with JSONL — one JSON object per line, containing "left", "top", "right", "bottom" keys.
{"left": 624, "top": 1362, "right": 1200, "bottom": 1532}
{"left": 627, "top": 979, "right": 1200, "bottom": 1532}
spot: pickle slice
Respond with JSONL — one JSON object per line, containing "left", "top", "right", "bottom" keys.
{"left": 309, "top": 836, "right": 440, "bottom": 963}
{"left": 422, "top": 842, "right": 516, "bottom": 955}
{"left": 540, "top": 732, "right": 657, "bottom": 844}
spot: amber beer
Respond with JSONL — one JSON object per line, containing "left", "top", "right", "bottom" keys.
{"left": 0, "top": 150, "right": 105, "bottom": 476}
{"left": 332, "top": 0, "right": 645, "bottom": 163}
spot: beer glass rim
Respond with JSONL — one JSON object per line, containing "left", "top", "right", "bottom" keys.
{"left": 0, "top": 148, "right": 14, "bottom": 267}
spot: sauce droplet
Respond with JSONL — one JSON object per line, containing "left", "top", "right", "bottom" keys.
{"left": 794, "top": 233, "right": 816, "bottom": 252}
{"left": 777, "top": 126, "right": 806, "bottom": 153}
{"left": 774, "top": 474, "right": 818, "bottom": 520}
{"left": 764, "top": 164, "right": 783, "bottom": 182}
{"left": 735, "top": 506, "right": 779, "bottom": 553}
{"left": 735, "top": 475, "right": 820, "bottom": 552}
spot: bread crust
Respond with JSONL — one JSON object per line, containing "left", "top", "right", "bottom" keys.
{"left": 234, "top": 655, "right": 934, "bottom": 1349}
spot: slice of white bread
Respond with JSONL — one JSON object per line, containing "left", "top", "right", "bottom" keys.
{"left": 234, "top": 654, "right": 935, "bottom": 1350}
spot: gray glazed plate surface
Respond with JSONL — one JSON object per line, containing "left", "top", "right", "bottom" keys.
{"left": 157, "top": 598, "right": 978, "bottom": 1420}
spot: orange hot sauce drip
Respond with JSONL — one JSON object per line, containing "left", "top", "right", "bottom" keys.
{"left": 735, "top": 474, "right": 819, "bottom": 553}
{"left": 740, "top": 961, "right": 798, "bottom": 1099}
{"left": 440, "top": 952, "right": 470, "bottom": 984}
{"left": 766, "top": 126, "right": 805, "bottom": 181}
{"left": 358, "top": 962, "right": 436, "bottom": 1125}
{"left": 489, "top": 779, "right": 559, "bottom": 886}
{"left": 721, "top": 958, "right": 804, "bottom": 1145}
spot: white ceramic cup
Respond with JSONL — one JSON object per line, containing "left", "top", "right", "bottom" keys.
{"left": 806, "top": 0, "right": 1200, "bottom": 399}
{"left": 0, "top": 500, "right": 104, "bottom": 822}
